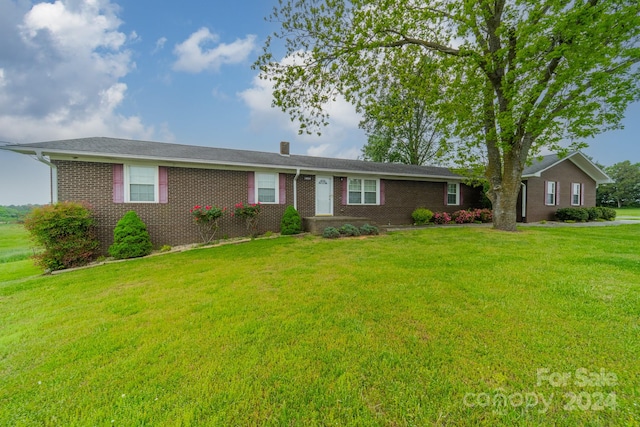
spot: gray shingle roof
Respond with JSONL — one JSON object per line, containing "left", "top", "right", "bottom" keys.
{"left": 522, "top": 153, "right": 564, "bottom": 175}
{"left": 4, "top": 137, "right": 461, "bottom": 179}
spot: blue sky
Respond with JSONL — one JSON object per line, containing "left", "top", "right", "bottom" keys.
{"left": 0, "top": 0, "right": 638, "bottom": 205}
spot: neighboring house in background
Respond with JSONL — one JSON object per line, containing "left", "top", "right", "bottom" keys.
{"left": 517, "top": 152, "right": 612, "bottom": 222}
{"left": 3, "top": 137, "right": 483, "bottom": 252}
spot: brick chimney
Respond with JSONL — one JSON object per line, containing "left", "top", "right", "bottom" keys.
{"left": 280, "top": 141, "right": 290, "bottom": 156}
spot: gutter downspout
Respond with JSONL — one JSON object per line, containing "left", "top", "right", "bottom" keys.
{"left": 521, "top": 182, "right": 527, "bottom": 222}
{"left": 34, "top": 150, "right": 58, "bottom": 203}
{"left": 293, "top": 168, "right": 300, "bottom": 210}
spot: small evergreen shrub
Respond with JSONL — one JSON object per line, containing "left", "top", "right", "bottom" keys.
{"left": 555, "top": 207, "right": 589, "bottom": 222}
{"left": 280, "top": 205, "right": 303, "bottom": 235}
{"left": 23, "top": 202, "right": 100, "bottom": 271}
{"left": 411, "top": 208, "right": 433, "bottom": 225}
{"left": 601, "top": 207, "right": 617, "bottom": 221}
{"left": 109, "top": 211, "right": 153, "bottom": 259}
{"left": 160, "top": 245, "right": 172, "bottom": 252}
{"left": 339, "top": 224, "right": 361, "bottom": 237}
{"left": 360, "top": 224, "right": 379, "bottom": 235}
{"left": 322, "top": 226, "right": 340, "bottom": 239}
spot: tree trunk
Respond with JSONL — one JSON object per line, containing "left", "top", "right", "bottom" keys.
{"left": 488, "top": 149, "right": 525, "bottom": 232}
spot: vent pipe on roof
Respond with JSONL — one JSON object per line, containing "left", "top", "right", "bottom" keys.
{"left": 280, "top": 141, "right": 290, "bottom": 157}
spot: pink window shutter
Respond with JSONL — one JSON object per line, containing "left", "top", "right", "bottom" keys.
{"left": 342, "top": 178, "right": 348, "bottom": 205}
{"left": 444, "top": 183, "right": 448, "bottom": 206}
{"left": 379, "top": 180, "right": 385, "bottom": 205}
{"left": 113, "top": 164, "right": 124, "bottom": 203}
{"left": 159, "top": 167, "right": 168, "bottom": 204}
{"left": 556, "top": 182, "right": 560, "bottom": 205}
{"left": 459, "top": 184, "right": 464, "bottom": 206}
{"left": 580, "top": 183, "right": 585, "bottom": 205}
{"left": 247, "top": 172, "right": 255, "bottom": 204}
{"left": 279, "top": 173, "right": 286, "bottom": 204}
{"left": 544, "top": 181, "right": 548, "bottom": 204}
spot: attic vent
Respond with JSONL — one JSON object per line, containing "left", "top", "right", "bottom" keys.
{"left": 280, "top": 141, "right": 290, "bottom": 156}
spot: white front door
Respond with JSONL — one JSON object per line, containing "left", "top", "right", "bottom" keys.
{"left": 315, "top": 175, "right": 333, "bottom": 215}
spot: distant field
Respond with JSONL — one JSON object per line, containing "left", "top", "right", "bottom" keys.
{"left": 1, "top": 225, "right": 639, "bottom": 426}
{"left": 615, "top": 207, "right": 640, "bottom": 219}
{"left": 0, "top": 223, "right": 42, "bottom": 281}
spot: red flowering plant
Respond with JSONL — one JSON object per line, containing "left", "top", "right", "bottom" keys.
{"left": 190, "top": 205, "right": 225, "bottom": 244}
{"left": 233, "top": 202, "right": 261, "bottom": 237}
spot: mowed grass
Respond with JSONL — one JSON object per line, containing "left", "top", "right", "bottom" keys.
{"left": 616, "top": 208, "right": 640, "bottom": 220}
{"left": 1, "top": 226, "right": 639, "bottom": 426}
{"left": 0, "top": 223, "right": 41, "bottom": 281}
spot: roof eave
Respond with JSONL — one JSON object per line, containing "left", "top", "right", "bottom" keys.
{"left": 7, "top": 145, "right": 462, "bottom": 181}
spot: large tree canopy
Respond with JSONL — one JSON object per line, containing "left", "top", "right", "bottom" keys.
{"left": 597, "top": 160, "right": 640, "bottom": 207}
{"left": 257, "top": 0, "right": 640, "bottom": 230}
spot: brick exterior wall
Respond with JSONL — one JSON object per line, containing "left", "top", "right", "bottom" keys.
{"left": 519, "top": 160, "right": 596, "bottom": 222}
{"left": 54, "top": 160, "right": 483, "bottom": 252}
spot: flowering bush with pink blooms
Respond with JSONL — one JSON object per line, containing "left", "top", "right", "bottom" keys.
{"left": 190, "top": 205, "right": 225, "bottom": 244}
{"left": 433, "top": 212, "right": 452, "bottom": 224}
{"left": 431, "top": 209, "right": 493, "bottom": 225}
{"left": 233, "top": 202, "right": 261, "bottom": 237}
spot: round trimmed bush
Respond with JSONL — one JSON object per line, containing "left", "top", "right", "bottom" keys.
{"left": 109, "top": 211, "right": 153, "bottom": 259}
{"left": 555, "top": 207, "right": 589, "bottom": 222}
{"left": 412, "top": 208, "right": 433, "bottom": 225}
{"left": 280, "top": 205, "right": 303, "bottom": 235}
{"left": 322, "top": 226, "right": 340, "bottom": 239}
{"left": 360, "top": 224, "right": 379, "bottom": 235}
{"left": 339, "top": 224, "right": 361, "bottom": 236}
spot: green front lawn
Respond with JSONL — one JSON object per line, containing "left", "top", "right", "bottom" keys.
{"left": 1, "top": 226, "right": 639, "bottom": 426}
{"left": 0, "top": 223, "right": 41, "bottom": 281}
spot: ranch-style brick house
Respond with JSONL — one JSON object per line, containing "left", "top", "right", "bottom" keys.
{"left": 4, "top": 137, "right": 483, "bottom": 251}
{"left": 3, "top": 138, "right": 611, "bottom": 251}
{"left": 516, "top": 151, "right": 612, "bottom": 223}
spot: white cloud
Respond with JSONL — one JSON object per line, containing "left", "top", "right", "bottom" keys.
{"left": 153, "top": 36, "right": 167, "bottom": 54}
{"left": 0, "top": 0, "right": 157, "bottom": 143}
{"left": 238, "top": 55, "right": 366, "bottom": 158}
{"left": 172, "top": 27, "right": 257, "bottom": 73}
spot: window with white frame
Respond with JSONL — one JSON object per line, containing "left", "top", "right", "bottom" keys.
{"left": 546, "top": 181, "right": 556, "bottom": 206}
{"left": 447, "top": 183, "right": 460, "bottom": 205}
{"left": 348, "top": 178, "right": 378, "bottom": 205}
{"left": 572, "top": 183, "right": 582, "bottom": 206}
{"left": 256, "top": 172, "right": 278, "bottom": 203}
{"left": 126, "top": 165, "right": 158, "bottom": 202}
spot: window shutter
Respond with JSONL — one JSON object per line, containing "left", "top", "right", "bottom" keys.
{"left": 159, "top": 167, "right": 168, "bottom": 204}
{"left": 581, "top": 183, "right": 585, "bottom": 206}
{"left": 444, "top": 183, "right": 448, "bottom": 205}
{"left": 342, "top": 178, "right": 348, "bottom": 205}
{"left": 555, "top": 182, "right": 560, "bottom": 205}
{"left": 247, "top": 172, "right": 255, "bottom": 204}
{"left": 379, "top": 180, "right": 385, "bottom": 205}
{"left": 279, "top": 173, "right": 286, "bottom": 204}
{"left": 459, "top": 184, "right": 464, "bottom": 206}
{"left": 113, "top": 164, "right": 124, "bottom": 203}
{"left": 544, "top": 181, "right": 548, "bottom": 204}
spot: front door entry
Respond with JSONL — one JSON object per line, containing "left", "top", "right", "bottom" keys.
{"left": 315, "top": 176, "right": 333, "bottom": 215}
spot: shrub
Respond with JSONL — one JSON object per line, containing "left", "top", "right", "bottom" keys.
{"left": 452, "top": 210, "right": 477, "bottom": 224}
{"left": 587, "top": 207, "right": 604, "bottom": 221}
{"left": 411, "top": 208, "right": 433, "bottom": 225}
{"left": 475, "top": 208, "right": 493, "bottom": 223}
{"left": 339, "top": 224, "right": 361, "bottom": 237}
{"left": 601, "top": 207, "right": 617, "bottom": 221}
{"left": 433, "top": 212, "right": 452, "bottom": 224}
{"left": 360, "top": 224, "right": 379, "bottom": 235}
{"left": 555, "top": 207, "right": 589, "bottom": 222}
{"left": 233, "top": 202, "right": 261, "bottom": 237}
{"left": 190, "top": 204, "right": 225, "bottom": 244}
{"left": 280, "top": 205, "right": 303, "bottom": 235}
{"left": 322, "top": 226, "right": 340, "bottom": 239}
{"left": 23, "top": 202, "right": 100, "bottom": 271}
{"left": 109, "top": 211, "right": 153, "bottom": 259}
